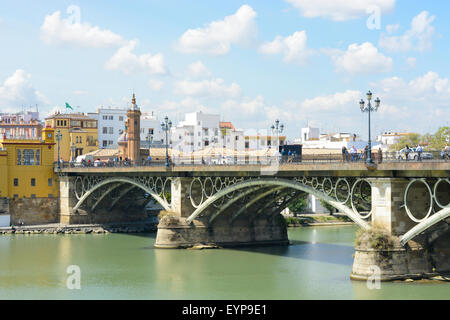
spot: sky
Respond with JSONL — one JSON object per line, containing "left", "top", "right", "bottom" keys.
{"left": 0, "top": 0, "right": 449, "bottom": 139}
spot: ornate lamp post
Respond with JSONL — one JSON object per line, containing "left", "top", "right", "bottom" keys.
{"left": 146, "top": 133, "right": 153, "bottom": 164}
{"left": 359, "top": 90, "right": 381, "bottom": 164}
{"left": 56, "top": 130, "right": 62, "bottom": 169}
{"left": 271, "top": 119, "right": 284, "bottom": 152}
{"left": 70, "top": 142, "right": 76, "bottom": 162}
{"left": 161, "top": 116, "right": 172, "bottom": 167}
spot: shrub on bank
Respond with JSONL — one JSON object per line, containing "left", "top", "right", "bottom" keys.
{"left": 355, "top": 225, "right": 396, "bottom": 250}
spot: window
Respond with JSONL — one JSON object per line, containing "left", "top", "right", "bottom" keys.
{"left": 108, "top": 127, "right": 114, "bottom": 134}
{"left": 31, "top": 178, "right": 36, "bottom": 187}
{"left": 103, "top": 115, "right": 108, "bottom": 120}
{"left": 148, "top": 128, "right": 154, "bottom": 134}
{"left": 23, "top": 149, "right": 35, "bottom": 165}
{"left": 71, "top": 120, "right": 81, "bottom": 127}
{"left": 119, "top": 116, "right": 124, "bottom": 121}
{"left": 79, "top": 136, "right": 82, "bottom": 144}
{"left": 13, "top": 194, "right": 18, "bottom": 198}
{"left": 108, "top": 140, "right": 113, "bottom": 145}
{"left": 83, "top": 121, "right": 97, "bottom": 128}
{"left": 48, "top": 179, "right": 52, "bottom": 187}
{"left": 17, "top": 149, "right": 21, "bottom": 165}
{"left": 245, "top": 142, "right": 249, "bottom": 148}
{"left": 13, "top": 178, "right": 18, "bottom": 186}
{"left": 235, "top": 136, "right": 239, "bottom": 141}
{"left": 109, "top": 116, "right": 114, "bottom": 120}
{"left": 103, "top": 140, "right": 108, "bottom": 147}
{"left": 35, "top": 149, "right": 40, "bottom": 165}
{"left": 31, "top": 194, "right": 36, "bottom": 198}
{"left": 103, "top": 127, "right": 108, "bottom": 134}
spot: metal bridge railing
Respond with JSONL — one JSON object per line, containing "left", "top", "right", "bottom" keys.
{"left": 54, "top": 151, "right": 449, "bottom": 170}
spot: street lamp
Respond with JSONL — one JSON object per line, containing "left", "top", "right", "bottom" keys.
{"left": 70, "top": 142, "right": 76, "bottom": 162}
{"left": 359, "top": 90, "right": 381, "bottom": 164}
{"left": 271, "top": 119, "right": 284, "bottom": 152}
{"left": 161, "top": 116, "right": 172, "bottom": 167}
{"left": 146, "top": 132, "right": 153, "bottom": 164}
{"left": 56, "top": 130, "right": 62, "bottom": 169}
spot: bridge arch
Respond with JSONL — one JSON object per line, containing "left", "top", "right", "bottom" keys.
{"left": 186, "top": 177, "right": 371, "bottom": 230}
{"left": 73, "top": 177, "right": 171, "bottom": 212}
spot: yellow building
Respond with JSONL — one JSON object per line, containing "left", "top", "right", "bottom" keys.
{"left": 0, "top": 126, "right": 59, "bottom": 199}
{"left": 45, "top": 113, "right": 98, "bottom": 161}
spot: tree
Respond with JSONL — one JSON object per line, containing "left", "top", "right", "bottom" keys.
{"left": 319, "top": 199, "right": 336, "bottom": 215}
{"left": 428, "top": 126, "right": 449, "bottom": 150}
{"left": 288, "top": 194, "right": 307, "bottom": 216}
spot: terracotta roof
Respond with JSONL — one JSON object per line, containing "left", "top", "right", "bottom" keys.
{"left": 220, "top": 122, "right": 235, "bottom": 130}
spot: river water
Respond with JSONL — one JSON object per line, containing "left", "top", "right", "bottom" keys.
{"left": 0, "top": 226, "right": 448, "bottom": 299}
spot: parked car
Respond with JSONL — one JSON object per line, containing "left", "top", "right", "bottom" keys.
{"left": 396, "top": 147, "right": 433, "bottom": 160}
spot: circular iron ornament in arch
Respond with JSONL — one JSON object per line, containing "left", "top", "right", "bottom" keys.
{"left": 189, "top": 178, "right": 204, "bottom": 208}
{"left": 404, "top": 179, "right": 433, "bottom": 223}
{"left": 82, "top": 176, "right": 90, "bottom": 194}
{"left": 334, "top": 178, "right": 351, "bottom": 204}
{"left": 74, "top": 176, "right": 84, "bottom": 200}
{"left": 311, "top": 177, "right": 319, "bottom": 190}
{"left": 154, "top": 177, "right": 164, "bottom": 196}
{"left": 203, "top": 177, "right": 215, "bottom": 199}
{"left": 322, "top": 178, "right": 333, "bottom": 196}
{"left": 163, "top": 178, "right": 172, "bottom": 204}
{"left": 433, "top": 178, "right": 450, "bottom": 209}
{"left": 214, "top": 177, "right": 223, "bottom": 192}
{"left": 351, "top": 179, "right": 373, "bottom": 219}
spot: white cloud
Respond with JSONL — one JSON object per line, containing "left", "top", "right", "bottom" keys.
{"left": 40, "top": 11, "right": 126, "bottom": 47}
{"left": 406, "top": 57, "right": 417, "bottom": 68}
{"left": 386, "top": 24, "right": 400, "bottom": 34}
{"left": 285, "top": 0, "right": 396, "bottom": 21}
{"left": 176, "top": 5, "right": 258, "bottom": 55}
{"left": 300, "top": 90, "right": 361, "bottom": 112}
{"left": 105, "top": 40, "right": 167, "bottom": 75}
{"left": 73, "top": 90, "right": 87, "bottom": 95}
{"left": 174, "top": 78, "right": 241, "bottom": 98}
{"left": 259, "top": 31, "right": 312, "bottom": 65}
{"left": 379, "top": 11, "right": 435, "bottom": 52}
{"left": 0, "top": 70, "right": 49, "bottom": 113}
{"left": 328, "top": 42, "right": 393, "bottom": 74}
{"left": 187, "top": 61, "right": 212, "bottom": 78}
{"left": 148, "top": 79, "right": 164, "bottom": 91}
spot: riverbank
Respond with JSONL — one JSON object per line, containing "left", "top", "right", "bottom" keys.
{"left": 0, "top": 221, "right": 157, "bottom": 235}
{"left": 285, "top": 213, "right": 354, "bottom": 227}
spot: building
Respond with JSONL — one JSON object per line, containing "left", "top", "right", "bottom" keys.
{"left": 244, "top": 133, "right": 286, "bottom": 151}
{"left": 0, "top": 111, "right": 42, "bottom": 140}
{"left": 88, "top": 107, "right": 127, "bottom": 149}
{"left": 294, "top": 127, "right": 372, "bottom": 150}
{"left": 118, "top": 94, "right": 142, "bottom": 161}
{"left": 0, "top": 126, "right": 59, "bottom": 226}
{"left": 376, "top": 131, "right": 410, "bottom": 151}
{"left": 170, "top": 112, "right": 245, "bottom": 154}
{"left": 88, "top": 108, "right": 164, "bottom": 149}
{"left": 45, "top": 113, "right": 98, "bottom": 161}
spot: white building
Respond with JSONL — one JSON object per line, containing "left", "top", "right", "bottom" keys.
{"left": 88, "top": 107, "right": 127, "bottom": 149}
{"left": 376, "top": 131, "right": 410, "bottom": 151}
{"left": 88, "top": 108, "right": 164, "bottom": 149}
{"left": 294, "top": 127, "right": 374, "bottom": 150}
{"left": 170, "top": 112, "right": 245, "bottom": 154}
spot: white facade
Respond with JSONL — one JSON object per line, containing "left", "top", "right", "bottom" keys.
{"left": 170, "top": 112, "right": 245, "bottom": 154}
{"left": 376, "top": 131, "right": 410, "bottom": 150}
{"left": 140, "top": 112, "right": 164, "bottom": 146}
{"left": 88, "top": 108, "right": 127, "bottom": 149}
{"left": 300, "top": 127, "right": 320, "bottom": 142}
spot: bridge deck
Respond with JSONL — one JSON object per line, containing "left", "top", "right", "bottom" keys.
{"left": 57, "top": 162, "right": 450, "bottom": 178}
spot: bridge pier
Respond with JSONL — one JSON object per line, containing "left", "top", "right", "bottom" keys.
{"left": 351, "top": 177, "right": 448, "bottom": 281}
{"left": 155, "top": 177, "right": 289, "bottom": 248}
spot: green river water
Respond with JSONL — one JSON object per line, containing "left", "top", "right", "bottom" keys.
{"left": 0, "top": 226, "right": 448, "bottom": 299}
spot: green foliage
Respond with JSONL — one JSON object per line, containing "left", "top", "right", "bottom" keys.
{"left": 388, "top": 133, "right": 420, "bottom": 151}
{"left": 319, "top": 199, "right": 335, "bottom": 214}
{"left": 288, "top": 194, "right": 307, "bottom": 215}
{"left": 355, "top": 226, "right": 396, "bottom": 250}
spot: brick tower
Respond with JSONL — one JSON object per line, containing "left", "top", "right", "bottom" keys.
{"left": 126, "top": 93, "right": 141, "bottom": 161}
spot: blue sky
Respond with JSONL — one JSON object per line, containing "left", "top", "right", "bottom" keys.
{"left": 0, "top": 0, "right": 449, "bottom": 138}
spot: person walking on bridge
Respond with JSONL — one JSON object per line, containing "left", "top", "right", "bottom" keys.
{"left": 416, "top": 144, "right": 423, "bottom": 161}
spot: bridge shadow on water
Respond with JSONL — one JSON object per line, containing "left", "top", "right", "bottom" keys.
{"left": 230, "top": 241, "right": 355, "bottom": 266}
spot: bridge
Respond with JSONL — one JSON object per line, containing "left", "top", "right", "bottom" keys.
{"left": 57, "top": 161, "right": 450, "bottom": 280}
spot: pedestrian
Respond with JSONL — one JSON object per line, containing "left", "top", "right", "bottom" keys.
{"left": 350, "top": 146, "right": 357, "bottom": 162}
{"left": 378, "top": 148, "right": 382, "bottom": 164}
{"left": 416, "top": 144, "right": 423, "bottom": 161}
{"left": 364, "top": 145, "right": 368, "bottom": 161}
{"left": 405, "top": 145, "right": 410, "bottom": 161}
{"left": 341, "top": 146, "right": 347, "bottom": 163}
